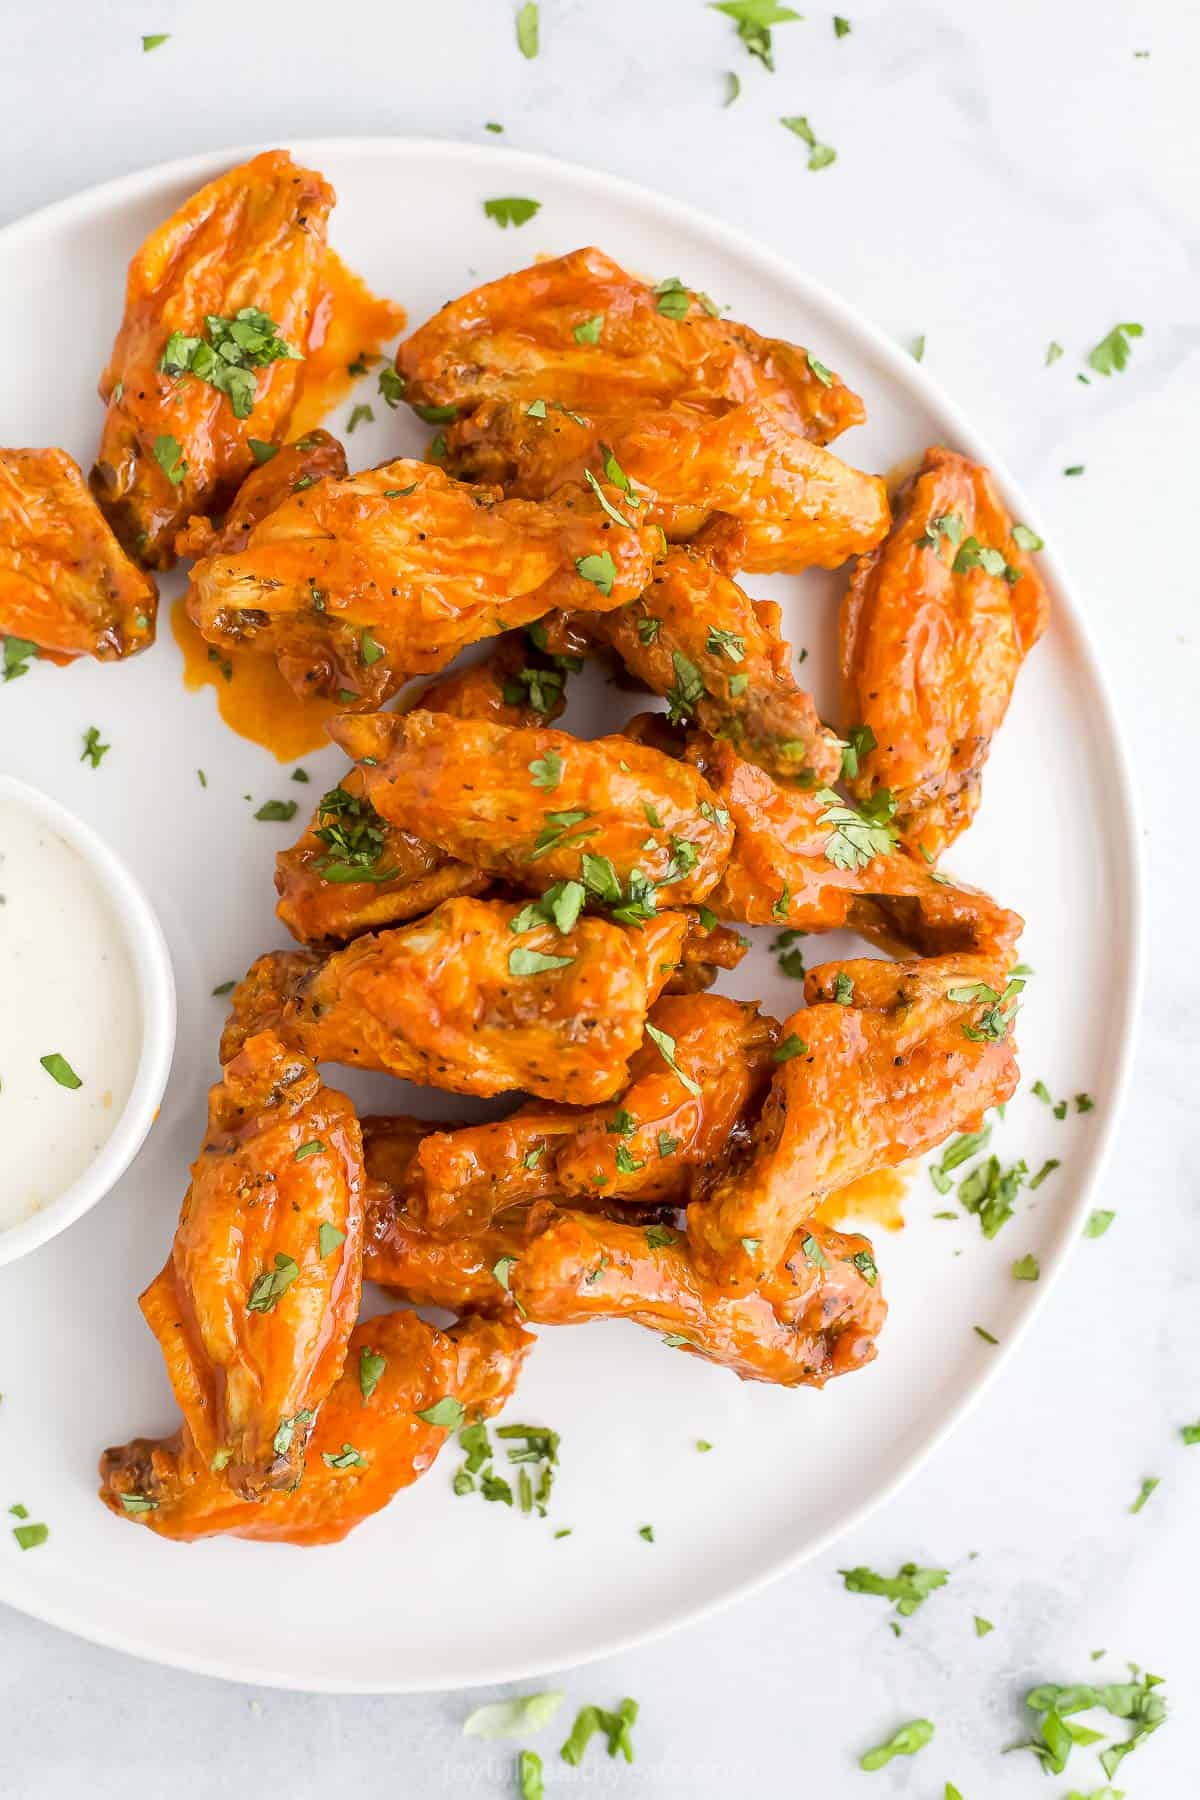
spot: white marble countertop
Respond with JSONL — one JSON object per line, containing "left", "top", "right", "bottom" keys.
{"left": 1, "top": 0, "right": 1195, "bottom": 1792}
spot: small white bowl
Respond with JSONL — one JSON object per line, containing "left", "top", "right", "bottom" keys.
{"left": 0, "top": 775, "right": 176, "bottom": 1266}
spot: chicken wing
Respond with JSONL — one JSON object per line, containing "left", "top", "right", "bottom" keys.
{"left": 510, "top": 1211, "right": 885, "bottom": 1388}
{"left": 91, "top": 150, "right": 335, "bottom": 568}
{"left": 274, "top": 636, "right": 567, "bottom": 947}
{"left": 841, "top": 445, "right": 1050, "bottom": 860}
{"left": 99, "top": 1311, "right": 530, "bottom": 1544}
{"left": 391, "top": 993, "right": 778, "bottom": 1236}
{"left": 0, "top": 448, "right": 157, "bottom": 661}
{"left": 328, "top": 708, "right": 734, "bottom": 910}
{"left": 443, "top": 394, "right": 890, "bottom": 575}
{"left": 557, "top": 532, "right": 842, "bottom": 783}
{"left": 686, "top": 732, "right": 1023, "bottom": 962}
{"left": 185, "top": 459, "right": 661, "bottom": 707}
{"left": 687, "top": 954, "right": 1020, "bottom": 1284}
{"left": 173, "top": 429, "right": 347, "bottom": 561}
{"left": 394, "top": 246, "right": 864, "bottom": 438}
{"left": 138, "top": 1032, "right": 364, "bottom": 1502}
{"left": 220, "top": 897, "right": 688, "bottom": 1104}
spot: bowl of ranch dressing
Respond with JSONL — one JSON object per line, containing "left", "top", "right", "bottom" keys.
{"left": 0, "top": 775, "right": 175, "bottom": 1265}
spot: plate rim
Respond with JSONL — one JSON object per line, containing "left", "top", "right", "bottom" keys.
{"left": 0, "top": 134, "right": 1146, "bottom": 1693}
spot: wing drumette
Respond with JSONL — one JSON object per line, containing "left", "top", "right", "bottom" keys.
{"left": 841, "top": 445, "right": 1050, "bottom": 860}
{"left": 174, "top": 428, "right": 347, "bottom": 560}
{"left": 687, "top": 954, "right": 1020, "bottom": 1285}
{"left": 510, "top": 1211, "right": 885, "bottom": 1388}
{"left": 185, "top": 459, "right": 662, "bottom": 706}
{"left": 91, "top": 150, "right": 335, "bottom": 568}
{"left": 220, "top": 897, "right": 688, "bottom": 1104}
{"left": 327, "top": 708, "right": 733, "bottom": 909}
{"left": 139, "top": 1032, "right": 364, "bottom": 1501}
{"left": 0, "top": 448, "right": 157, "bottom": 661}
{"left": 99, "top": 1311, "right": 530, "bottom": 1544}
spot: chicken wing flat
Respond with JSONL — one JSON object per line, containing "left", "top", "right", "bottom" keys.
{"left": 220, "top": 897, "right": 688, "bottom": 1104}
{"left": 185, "top": 459, "right": 661, "bottom": 705}
{"left": 687, "top": 954, "right": 1020, "bottom": 1284}
{"left": 841, "top": 445, "right": 1050, "bottom": 860}
{"left": 274, "top": 636, "right": 565, "bottom": 947}
{"left": 100, "top": 1311, "right": 530, "bottom": 1544}
{"left": 561, "top": 533, "right": 842, "bottom": 783}
{"left": 328, "top": 708, "right": 734, "bottom": 909}
{"left": 0, "top": 448, "right": 157, "bottom": 661}
{"left": 138, "top": 1032, "right": 364, "bottom": 1502}
{"left": 390, "top": 994, "right": 778, "bottom": 1236}
{"left": 394, "top": 246, "right": 864, "bottom": 437}
{"left": 442, "top": 394, "right": 890, "bottom": 575}
{"left": 510, "top": 1211, "right": 884, "bottom": 1388}
{"left": 687, "top": 732, "right": 1023, "bottom": 962}
{"left": 92, "top": 150, "right": 335, "bottom": 568}
{"left": 174, "top": 429, "right": 347, "bottom": 561}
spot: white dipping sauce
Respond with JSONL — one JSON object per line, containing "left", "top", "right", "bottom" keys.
{"left": 0, "top": 797, "right": 141, "bottom": 1230}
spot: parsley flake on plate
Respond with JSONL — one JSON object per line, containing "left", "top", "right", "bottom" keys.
{"left": 1088, "top": 321, "right": 1143, "bottom": 377}
{"left": 484, "top": 196, "right": 541, "bottom": 229}
{"left": 858, "top": 1718, "right": 934, "bottom": 1771}
{"left": 840, "top": 1562, "right": 948, "bottom": 1617}
{"left": 711, "top": 1, "right": 801, "bottom": 72}
{"left": 80, "top": 726, "right": 110, "bottom": 768}
{"left": 463, "top": 1690, "right": 564, "bottom": 1739}
{"left": 516, "top": 1, "right": 539, "bottom": 57}
{"left": 780, "top": 114, "right": 837, "bottom": 170}
{"left": 560, "top": 1698, "right": 639, "bottom": 1766}
{"left": 40, "top": 1053, "right": 81, "bottom": 1089}
{"left": 3, "top": 636, "right": 38, "bottom": 681}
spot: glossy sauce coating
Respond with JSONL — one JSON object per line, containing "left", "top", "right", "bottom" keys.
{"left": 139, "top": 1032, "right": 364, "bottom": 1501}
{"left": 0, "top": 448, "right": 157, "bottom": 659}
{"left": 99, "top": 1311, "right": 530, "bottom": 1543}
{"left": 841, "top": 445, "right": 1049, "bottom": 859}
{"left": 91, "top": 149, "right": 334, "bottom": 567}
{"left": 220, "top": 897, "right": 688, "bottom": 1104}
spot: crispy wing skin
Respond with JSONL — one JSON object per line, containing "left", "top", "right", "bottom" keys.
{"left": 395, "top": 246, "right": 864, "bottom": 438}
{"left": 688, "top": 733, "right": 1023, "bottom": 962}
{"left": 841, "top": 446, "right": 1050, "bottom": 859}
{"left": 569, "top": 534, "right": 842, "bottom": 783}
{"left": 329, "top": 709, "right": 733, "bottom": 907}
{"left": 220, "top": 898, "right": 688, "bottom": 1104}
{"left": 185, "top": 460, "right": 661, "bottom": 705}
{"left": 510, "top": 1212, "right": 884, "bottom": 1387}
{"left": 174, "top": 429, "right": 347, "bottom": 560}
{"left": 443, "top": 395, "right": 889, "bottom": 575}
{"left": 668, "top": 913, "right": 750, "bottom": 993}
{"left": 139, "top": 1032, "right": 364, "bottom": 1501}
{"left": 688, "top": 954, "right": 1020, "bottom": 1283}
{"left": 91, "top": 150, "right": 334, "bottom": 568}
{"left": 0, "top": 448, "right": 157, "bottom": 659}
{"left": 274, "top": 637, "right": 565, "bottom": 947}
{"left": 397, "top": 993, "right": 778, "bottom": 1235}
{"left": 99, "top": 1311, "right": 531, "bottom": 1544}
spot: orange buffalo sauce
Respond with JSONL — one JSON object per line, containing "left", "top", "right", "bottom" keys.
{"left": 813, "top": 1164, "right": 911, "bottom": 1234}
{"left": 291, "top": 250, "right": 407, "bottom": 438}
{"left": 171, "top": 598, "right": 341, "bottom": 761}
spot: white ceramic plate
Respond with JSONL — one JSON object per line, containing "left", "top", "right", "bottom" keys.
{"left": 0, "top": 139, "right": 1141, "bottom": 1692}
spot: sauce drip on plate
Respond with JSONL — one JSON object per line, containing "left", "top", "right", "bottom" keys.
{"left": 291, "top": 250, "right": 407, "bottom": 438}
{"left": 813, "top": 1164, "right": 910, "bottom": 1233}
{"left": 171, "top": 597, "right": 342, "bottom": 761}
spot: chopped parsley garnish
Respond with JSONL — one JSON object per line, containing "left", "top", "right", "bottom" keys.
{"left": 317, "top": 1222, "right": 345, "bottom": 1258}
{"left": 272, "top": 1409, "right": 313, "bottom": 1456}
{"left": 492, "top": 1255, "right": 518, "bottom": 1295}
{"left": 1045, "top": 340, "right": 1064, "bottom": 365}
{"left": 509, "top": 946, "right": 574, "bottom": 976}
{"left": 1028, "top": 1158, "right": 1060, "bottom": 1190}
{"left": 958, "top": 1154, "right": 1027, "bottom": 1237}
{"left": 1011, "top": 1252, "right": 1039, "bottom": 1281}
{"left": 807, "top": 352, "right": 834, "bottom": 386}
{"left": 833, "top": 14, "right": 851, "bottom": 33}
{"left": 780, "top": 114, "right": 837, "bottom": 170}
{"left": 516, "top": 0, "right": 539, "bottom": 57}
{"left": 583, "top": 467, "right": 634, "bottom": 527}
{"left": 377, "top": 365, "right": 406, "bottom": 408}
{"left": 653, "top": 276, "right": 690, "bottom": 320}
{"left": 644, "top": 1225, "right": 677, "bottom": 1249}
{"left": 560, "top": 1698, "right": 638, "bottom": 1766}
{"left": 1130, "top": 1476, "right": 1159, "bottom": 1514}
{"left": 974, "top": 1615, "right": 994, "bottom": 1637}
{"left": 530, "top": 808, "right": 594, "bottom": 860}
{"left": 831, "top": 971, "right": 854, "bottom": 1004}
{"left": 952, "top": 536, "right": 1014, "bottom": 579}
{"left": 839, "top": 723, "right": 876, "bottom": 778}
{"left": 772, "top": 1034, "right": 808, "bottom": 1062}
{"left": 254, "top": 799, "right": 298, "bottom": 823}
{"left": 211, "top": 980, "right": 235, "bottom": 997}
{"left": 1064, "top": 464, "right": 1085, "bottom": 476}
{"left": 911, "top": 333, "right": 926, "bottom": 362}
{"left": 118, "top": 1494, "right": 157, "bottom": 1514}
{"left": 636, "top": 615, "right": 661, "bottom": 645}
{"left": 142, "top": 33, "right": 169, "bottom": 49}
{"left": 573, "top": 314, "right": 604, "bottom": 345}
{"left": 1181, "top": 1421, "right": 1200, "bottom": 1446}
{"left": 849, "top": 1248, "right": 878, "bottom": 1285}
{"left": 12, "top": 1521, "right": 49, "bottom": 1550}
{"left": 929, "top": 1124, "right": 991, "bottom": 1192}
{"left": 246, "top": 1253, "right": 299, "bottom": 1313}
{"left": 644, "top": 1022, "right": 702, "bottom": 1097}
{"left": 291, "top": 767, "right": 309, "bottom": 782}
{"left": 417, "top": 1397, "right": 466, "bottom": 1429}
{"left": 412, "top": 402, "right": 458, "bottom": 424}
{"left": 152, "top": 433, "right": 187, "bottom": 485}
{"left": 1085, "top": 1209, "right": 1116, "bottom": 1238}
{"left": 801, "top": 1232, "right": 829, "bottom": 1268}
{"left": 918, "top": 510, "right": 964, "bottom": 552}
{"left": 158, "top": 308, "right": 300, "bottom": 419}
{"left": 1075, "top": 1091, "right": 1095, "bottom": 1113}
{"left": 705, "top": 626, "right": 746, "bottom": 662}
{"left": 840, "top": 1563, "right": 948, "bottom": 1618}
{"left": 815, "top": 786, "right": 897, "bottom": 869}
{"left": 40, "top": 1053, "right": 81, "bottom": 1089}
{"left": 80, "top": 725, "right": 110, "bottom": 768}
{"left": 974, "top": 1325, "right": 999, "bottom": 1345}
{"left": 322, "top": 1443, "right": 367, "bottom": 1470}
{"left": 483, "top": 196, "right": 541, "bottom": 228}
{"left": 346, "top": 403, "right": 374, "bottom": 434}
{"left": 657, "top": 1130, "right": 680, "bottom": 1158}
{"left": 1088, "top": 321, "right": 1144, "bottom": 377}
{"left": 294, "top": 1140, "right": 324, "bottom": 1161}
{"left": 2, "top": 636, "right": 38, "bottom": 681}
{"left": 313, "top": 785, "right": 396, "bottom": 883}
{"left": 666, "top": 650, "right": 705, "bottom": 722}
{"left": 1012, "top": 522, "right": 1043, "bottom": 552}
{"left": 574, "top": 551, "right": 617, "bottom": 597}
{"left": 359, "top": 1347, "right": 386, "bottom": 1401}
{"left": 503, "top": 665, "right": 566, "bottom": 715}
{"left": 858, "top": 1719, "right": 934, "bottom": 1771}
{"left": 711, "top": 0, "right": 801, "bottom": 72}
{"left": 510, "top": 880, "right": 586, "bottom": 937}
{"left": 529, "top": 750, "right": 563, "bottom": 790}
{"left": 463, "top": 1691, "right": 564, "bottom": 1739}
{"left": 1018, "top": 1667, "right": 1167, "bottom": 1780}
{"left": 638, "top": 1524, "right": 655, "bottom": 1541}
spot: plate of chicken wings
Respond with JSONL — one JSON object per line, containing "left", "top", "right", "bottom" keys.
{"left": 0, "top": 139, "right": 1139, "bottom": 1689}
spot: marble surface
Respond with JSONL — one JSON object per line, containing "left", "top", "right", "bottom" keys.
{"left": 1, "top": 0, "right": 1196, "bottom": 1792}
